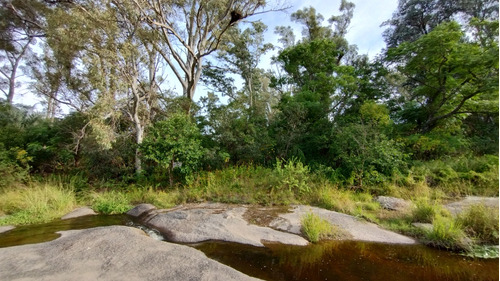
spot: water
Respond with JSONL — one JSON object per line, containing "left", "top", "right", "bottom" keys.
{"left": 193, "top": 240, "right": 499, "bottom": 281}
{"left": 0, "top": 216, "right": 498, "bottom": 281}
{"left": 0, "top": 215, "right": 129, "bottom": 248}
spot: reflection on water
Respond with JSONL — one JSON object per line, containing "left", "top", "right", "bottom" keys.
{"left": 0, "top": 215, "right": 128, "bottom": 248}
{"left": 194, "top": 240, "right": 499, "bottom": 281}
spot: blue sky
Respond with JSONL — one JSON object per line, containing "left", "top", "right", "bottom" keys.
{"left": 254, "top": 0, "right": 399, "bottom": 61}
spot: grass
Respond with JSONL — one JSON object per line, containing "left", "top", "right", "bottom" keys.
{"left": 88, "top": 190, "right": 132, "bottom": 215}
{"left": 457, "top": 204, "right": 499, "bottom": 244}
{"left": 0, "top": 181, "right": 76, "bottom": 225}
{"left": 424, "top": 215, "right": 471, "bottom": 251}
{"left": 301, "top": 212, "right": 337, "bottom": 243}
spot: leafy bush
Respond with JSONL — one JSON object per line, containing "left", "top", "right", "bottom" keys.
{"left": 458, "top": 204, "right": 499, "bottom": 244}
{"left": 275, "top": 158, "right": 311, "bottom": 194}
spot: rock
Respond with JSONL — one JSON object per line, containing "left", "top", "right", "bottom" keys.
{"left": 61, "top": 207, "right": 97, "bottom": 220}
{"left": 412, "top": 223, "right": 433, "bottom": 232}
{"left": 0, "top": 226, "right": 260, "bottom": 281}
{"left": 0, "top": 225, "right": 14, "bottom": 234}
{"left": 126, "top": 203, "right": 157, "bottom": 218}
{"left": 376, "top": 196, "right": 412, "bottom": 211}
{"left": 270, "top": 205, "right": 416, "bottom": 244}
{"left": 143, "top": 203, "right": 309, "bottom": 247}
{"left": 445, "top": 196, "right": 499, "bottom": 215}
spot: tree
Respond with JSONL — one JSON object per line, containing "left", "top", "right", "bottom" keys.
{"left": 0, "top": 0, "right": 46, "bottom": 104}
{"left": 43, "top": 0, "right": 167, "bottom": 174}
{"left": 383, "top": 0, "right": 498, "bottom": 48}
{"left": 140, "top": 113, "right": 204, "bottom": 187}
{"left": 131, "top": 0, "right": 272, "bottom": 112}
{"left": 386, "top": 21, "right": 499, "bottom": 134}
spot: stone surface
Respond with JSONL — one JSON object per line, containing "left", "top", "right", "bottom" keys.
{"left": 0, "top": 225, "right": 14, "bottom": 234}
{"left": 126, "top": 203, "right": 157, "bottom": 218}
{"left": 0, "top": 226, "right": 260, "bottom": 281}
{"left": 412, "top": 223, "right": 433, "bottom": 232}
{"left": 143, "top": 203, "right": 309, "bottom": 247}
{"left": 376, "top": 196, "right": 412, "bottom": 211}
{"left": 61, "top": 207, "right": 97, "bottom": 220}
{"left": 445, "top": 196, "right": 499, "bottom": 215}
{"left": 270, "top": 205, "right": 416, "bottom": 244}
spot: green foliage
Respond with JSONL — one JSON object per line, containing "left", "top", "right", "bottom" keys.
{"left": 0, "top": 182, "right": 76, "bottom": 225}
{"left": 90, "top": 191, "right": 132, "bottom": 215}
{"left": 275, "top": 158, "right": 311, "bottom": 194}
{"left": 141, "top": 113, "right": 204, "bottom": 185}
{"left": 458, "top": 204, "right": 499, "bottom": 244}
{"left": 387, "top": 21, "right": 499, "bottom": 134}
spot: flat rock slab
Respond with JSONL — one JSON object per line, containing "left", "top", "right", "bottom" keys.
{"left": 445, "top": 196, "right": 499, "bottom": 215}
{"left": 0, "top": 225, "right": 14, "bottom": 234}
{"left": 61, "top": 207, "right": 97, "bottom": 220}
{"left": 0, "top": 226, "right": 260, "bottom": 281}
{"left": 142, "top": 203, "right": 309, "bottom": 247}
{"left": 270, "top": 205, "right": 416, "bottom": 244}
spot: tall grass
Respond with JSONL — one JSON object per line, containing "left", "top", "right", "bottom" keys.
{"left": 458, "top": 204, "right": 499, "bottom": 244}
{"left": 0, "top": 182, "right": 76, "bottom": 225}
{"left": 425, "top": 215, "right": 470, "bottom": 251}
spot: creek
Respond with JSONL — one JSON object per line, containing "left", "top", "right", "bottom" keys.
{"left": 0, "top": 215, "right": 497, "bottom": 281}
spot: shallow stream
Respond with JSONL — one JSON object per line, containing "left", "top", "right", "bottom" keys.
{"left": 0, "top": 215, "right": 497, "bottom": 281}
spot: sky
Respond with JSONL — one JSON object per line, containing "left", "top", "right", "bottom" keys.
{"left": 255, "top": 0, "right": 398, "bottom": 60}
{"left": 14, "top": 0, "right": 399, "bottom": 109}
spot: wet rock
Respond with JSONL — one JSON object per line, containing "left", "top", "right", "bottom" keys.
{"left": 0, "top": 226, "right": 260, "bottom": 281}
{"left": 270, "top": 205, "right": 416, "bottom": 244}
{"left": 126, "top": 203, "right": 157, "bottom": 218}
{"left": 143, "top": 203, "right": 308, "bottom": 247}
{"left": 445, "top": 196, "right": 499, "bottom": 215}
{"left": 61, "top": 207, "right": 97, "bottom": 220}
{"left": 0, "top": 225, "right": 14, "bottom": 234}
{"left": 376, "top": 196, "right": 412, "bottom": 211}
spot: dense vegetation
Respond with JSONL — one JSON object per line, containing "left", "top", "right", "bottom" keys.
{"left": 0, "top": 0, "right": 498, "bottom": 253}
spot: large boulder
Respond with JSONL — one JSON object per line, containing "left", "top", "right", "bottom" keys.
{"left": 0, "top": 226, "right": 260, "bottom": 281}
{"left": 270, "top": 205, "right": 416, "bottom": 244}
{"left": 142, "top": 203, "right": 309, "bottom": 247}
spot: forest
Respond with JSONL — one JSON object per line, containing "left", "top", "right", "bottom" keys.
{"left": 0, "top": 0, "right": 498, "bottom": 251}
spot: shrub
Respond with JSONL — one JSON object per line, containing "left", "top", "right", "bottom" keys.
{"left": 91, "top": 191, "right": 132, "bottom": 214}
{"left": 458, "top": 204, "right": 499, "bottom": 244}
{"left": 275, "top": 158, "right": 311, "bottom": 194}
